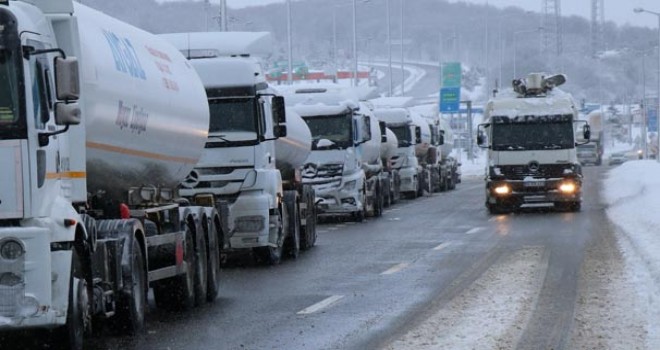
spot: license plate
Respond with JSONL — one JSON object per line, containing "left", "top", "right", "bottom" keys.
{"left": 523, "top": 181, "right": 545, "bottom": 188}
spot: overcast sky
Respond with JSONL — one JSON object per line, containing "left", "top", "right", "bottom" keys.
{"left": 157, "top": 0, "right": 660, "bottom": 28}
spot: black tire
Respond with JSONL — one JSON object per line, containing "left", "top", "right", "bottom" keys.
{"left": 153, "top": 224, "right": 195, "bottom": 311}
{"left": 487, "top": 203, "right": 509, "bottom": 215}
{"left": 373, "top": 183, "right": 383, "bottom": 217}
{"left": 206, "top": 216, "right": 221, "bottom": 302}
{"left": 284, "top": 192, "right": 301, "bottom": 259}
{"left": 193, "top": 224, "right": 208, "bottom": 306}
{"left": 254, "top": 207, "right": 285, "bottom": 265}
{"left": 300, "top": 186, "right": 317, "bottom": 250}
{"left": 54, "top": 250, "right": 90, "bottom": 350}
{"left": 114, "top": 238, "right": 146, "bottom": 334}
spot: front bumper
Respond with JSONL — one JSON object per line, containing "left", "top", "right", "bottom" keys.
{"left": 310, "top": 172, "right": 365, "bottom": 216}
{"left": 0, "top": 226, "right": 70, "bottom": 330}
{"left": 227, "top": 191, "right": 274, "bottom": 249}
{"left": 486, "top": 177, "right": 582, "bottom": 208}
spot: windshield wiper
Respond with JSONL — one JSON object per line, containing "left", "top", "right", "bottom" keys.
{"left": 209, "top": 134, "right": 230, "bottom": 142}
{"left": 495, "top": 143, "right": 526, "bottom": 150}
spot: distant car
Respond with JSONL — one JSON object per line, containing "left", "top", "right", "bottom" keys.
{"left": 608, "top": 152, "right": 627, "bottom": 166}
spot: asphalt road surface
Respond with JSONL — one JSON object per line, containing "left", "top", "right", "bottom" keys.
{"left": 13, "top": 165, "right": 619, "bottom": 350}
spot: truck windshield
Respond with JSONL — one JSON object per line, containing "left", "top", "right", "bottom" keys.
{"left": 491, "top": 114, "right": 574, "bottom": 151}
{"left": 0, "top": 47, "right": 25, "bottom": 140}
{"left": 207, "top": 97, "right": 259, "bottom": 146}
{"left": 303, "top": 112, "right": 353, "bottom": 150}
{"left": 390, "top": 125, "right": 412, "bottom": 147}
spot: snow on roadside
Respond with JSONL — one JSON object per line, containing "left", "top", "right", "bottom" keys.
{"left": 384, "top": 248, "right": 545, "bottom": 350}
{"left": 603, "top": 160, "right": 660, "bottom": 348}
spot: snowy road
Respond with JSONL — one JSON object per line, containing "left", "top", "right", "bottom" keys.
{"left": 20, "top": 166, "right": 636, "bottom": 350}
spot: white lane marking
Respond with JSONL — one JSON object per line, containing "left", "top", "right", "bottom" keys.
{"left": 381, "top": 262, "right": 410, "bottom": 275}
{"left": 388, "top": 208, "right": 402, "bottom": 212}
{"left": 297, "top": 295, "right": 345, "bottom": 315}
{"left": 488, "top": 217, "right": 497, "bottom": 222}
{"left": 388, "top": 217, "right": 402, "bottom": 221}
{"left": 466, "top": 227, "right": 484, "bottom": 235}
{"left": 433, "top": 242, "right": 452, "bottom": 251}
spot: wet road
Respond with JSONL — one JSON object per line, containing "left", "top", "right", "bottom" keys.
{"left": 62, "top": 166, "right": 614, "bottom": 350}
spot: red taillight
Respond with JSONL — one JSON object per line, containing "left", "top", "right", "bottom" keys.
{"left": 175, "top": 238, "right": 184, "bottom": 266}
{"left": 119, "top": 203, "right": 131, "bottom": 219}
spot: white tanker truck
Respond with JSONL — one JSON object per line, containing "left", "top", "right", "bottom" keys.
{"left": 0, "top": 1, "right": 223, "bottom": 348}
{"left": 374, "top": 107, "right": 426, "bottom": 199}
{"left": 418, "top": 113, "right": 460, "bottom": 192}
{"left": 161, "top": 32, "right": 317, "bottom": 264}
{"left": 285, "top": 88, "right": 385, "bottom": 221}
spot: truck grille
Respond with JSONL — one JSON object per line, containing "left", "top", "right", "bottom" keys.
{"left": 492, "top": 164, "right": 574, "bottom": 180}
{"left": 302, "top": 163, "right": 343, "bottom": 179}
{"left": 0, "top": 284, "right": 22, "bottom": 317}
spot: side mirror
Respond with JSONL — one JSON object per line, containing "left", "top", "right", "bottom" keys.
{"left": 379, "top": 121, "right": 387, "bottom": 143}
{"left": 55, "top": 102, "right": 81, "bottom": 126}
{"left": 477, "top": 132, "right": 485, "bottom": 146}
{"left": 274, "top": 124, "right": 287, "bottom": 138}
{"left": 415, "top": 127, "right": 422, "bottom": 144}
{"left": 272, "top": 96, "right": 286, "bottom": 124}
{"left": 55, "top": 56, "right": 80, "bottom": 101}
{"left": 360, "top": 116, "right": 372, "bottom": 142}
{"left": 583, "top": 124, "right": 591, "bottom": 141}
{"left": 438, "top": 130, "right": 445, "bottom": 146}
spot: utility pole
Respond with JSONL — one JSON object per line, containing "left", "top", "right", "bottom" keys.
{"left": 386, "top": 0, "right": 393, "bottom": 96}
{"left": 286, "top": 0, "right": 293, "bottom": 85}
{"left": 400, "top": 0, "right": 405, "bottom": 96}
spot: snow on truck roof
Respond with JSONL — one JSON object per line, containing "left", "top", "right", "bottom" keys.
{"left": 370, "top": 96, "right": 416, "bottom": 108}
{"left": 160, "top": 32, "right": 273, "bottom": 58}
{"left": 485, "top": 87, "right": 577, "bottom": 119}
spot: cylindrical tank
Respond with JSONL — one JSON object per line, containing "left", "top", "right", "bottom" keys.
{"left": 75, "top": 4, "right": 210, "bottom": 201}
{"left": 277, "top": 108, "right": 312, "bottom": 179}
{"left": 438, "top": 118, "right": 455, "bottom": 159}
{"left": 381, "top": 128, "right": 398, "bottom": 162}
{"left": 359, "top": 103, "right": 382, "bottom": 165}
{"left": 411, "top": 113, "right": 432, "bottom": 158}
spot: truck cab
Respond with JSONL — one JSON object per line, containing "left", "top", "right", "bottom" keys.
{"left": 288, "top": 91, "right": 377, "bottom": 221}
{"left": 478, "top": 73, "right": 590, "bottom": 213}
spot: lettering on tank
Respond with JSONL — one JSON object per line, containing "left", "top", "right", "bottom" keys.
{"left": 103, "top": 30, "right": 147, "bottom": 80}
{"left": 115, "top": 100, "right": 149, "bottom": 134}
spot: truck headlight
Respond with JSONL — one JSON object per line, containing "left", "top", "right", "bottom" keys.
{"left": 17, "top": 295, "right": 39, "bottom": 317}
{"left": 559, "top": 181, "right": 577, "bottom": 194}
{"left": 343, "top": 180, "right": 357, "bottom": 191}
{"left": 493, "top": 184, "right": 511, "bottom": 195}
{"left": 240, "top": 170, "right": 258, "bottom": 190}
{"left": 1, "top": 239, "right": 24, "bottom": 260}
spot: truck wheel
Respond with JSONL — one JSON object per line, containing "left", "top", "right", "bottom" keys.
{"left": 353, "top": 208, "right": 365, "bottom": 222}
{"left": 115, "top": 238, "right": 146, "bottom": 334}
{"left": 206, "top": 217, "right": 221, "bottom": 302}
{"left": 254, "top": 208, "right": 285, "bottom": 265}
{"left": 301, "top": 186, "right": 317, "bottom": 250}
{"left": 284, "top": 191, "right": 301, "bottom": 259}
{"left": 193, "top": 228, "right": 208, "bottom": 306}
{"left": 374, "top": 184, "right": 384, "bottom": 217}
{"left": 154, "top": 224, "right": 195, "bottom": 310}
{"left": 55, "top": 250, "right": 90, "bottom": 350}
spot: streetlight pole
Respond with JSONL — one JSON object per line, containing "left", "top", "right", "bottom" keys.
{"left": 386, "top": 0, "right": 393, "bottom": 96}
{"left": 634, "top": 7, "right": 660, "bottom": 161}
{"left": 352, "top": 0, "right": 358, "bottom": 86}
{"left": 400, "top": 0, "right": 405, "bottom": 96}
{"left": 286, "top": 0, "right": 293, "bottom": 85}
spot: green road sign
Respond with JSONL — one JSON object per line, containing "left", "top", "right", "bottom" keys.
{"left": 441, "top": 62, "right": 462, "bottom": 87}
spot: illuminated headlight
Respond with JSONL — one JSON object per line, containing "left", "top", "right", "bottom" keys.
{"left": 1, "top": 239, "right": 24, "bottom": 260}
{"left": 17, "top": 295, "right": 39, "bottom": 317}
{"left": 0, "top": 272, "right": 22, "bottom": 286}
{"left": 493, "top": 184, "right": 511, "bottom": 195}
{"left": 343, "top": 180, "right": 357, "bottom": 191}
{"left": 559, "top": 181, "right": 577, "bottom": 194}
{"left": 235, "top": 216, "right": 265, "bottom": 232}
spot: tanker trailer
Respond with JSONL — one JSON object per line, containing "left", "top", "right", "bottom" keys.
{"left": 380, "top": 125, "right": 401, "bottom": 206}
{"left": 158, "top": 35, "right": 317, "bottom": 265}
{"left": 0, "top": 2, "right": 222, "bottom": 349}
{"left": 437, "top": 117, "right": 461, "bottom": 189}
